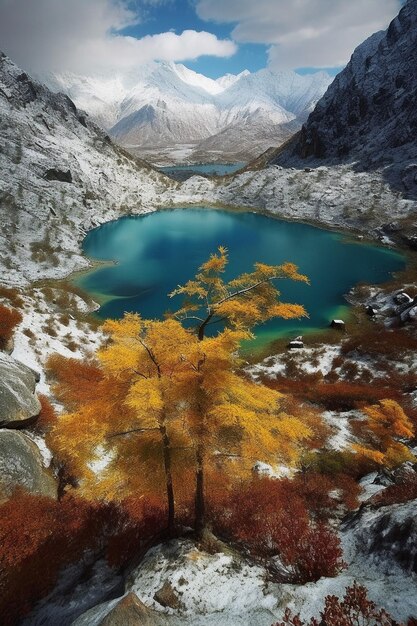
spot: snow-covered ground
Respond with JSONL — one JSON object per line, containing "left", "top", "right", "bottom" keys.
{"left": 72, "top": 500, "right": 417, "bottom": 626}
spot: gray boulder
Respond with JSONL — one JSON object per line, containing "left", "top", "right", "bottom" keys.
{"left": 0, "top": 352, "right": 41, "bottom": 428}
{"left": 0, "top": 430, "right": 57, "bottom": 499}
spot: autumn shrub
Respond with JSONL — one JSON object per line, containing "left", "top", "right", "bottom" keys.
{"left": 263, "top": 376, "right": 397, "bottom": 410}
{"left": 46, "top": 354, "right": 103, "bottom": 409}
{"left": 273, "top": 581, "right": 405, "bottom": 626}
{"left": 106, "top": 495, "right": 168, "bottom": 567}
{"left": 0, "top": 490, "right": 168, "bottom": 625}
{"left": 0, "top": 303, "right": 22, "bottom": 349}
{"left": 303, "top": 449, "right": 377, "bottom": 481}
{"left": 0, "top": 285, "right": 24, "bottom": 308}
{"left": 352, "top": 400, "right": 415, "bottom": 469}
{"left": 341, "top": 327, "right": 417, "bottom": 360}
{"left": 370, "top": 472, "right": 417, "bottom": 509}
{"left": 292, "top": 472, "right": 360, "bottom": 516}
{"left": 209, "top": 477, "right": 345, "bottom": 583}
{"left": 0, "top": 491, "right": 117, "bottom": 624}
{"left": 33, "top": 394, "right": 58, "bottom": 434}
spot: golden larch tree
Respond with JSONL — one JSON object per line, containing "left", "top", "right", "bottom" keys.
{"left": 50, "top": 249, "right": 312, "bottom": 537}
{"left": 353, "top": 399, "right": 415, "bottom": 468}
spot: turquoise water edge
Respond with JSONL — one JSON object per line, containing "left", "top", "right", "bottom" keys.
{"left": 159, "top": 163, "right": 245, "bottom": 177}
{"left": 76, "top": 208, "right": 405, "bottom": 351}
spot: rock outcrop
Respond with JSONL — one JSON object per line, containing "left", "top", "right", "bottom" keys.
{"left": 100, "top": 593, "right": 171, "bottom": 626}
{"left": 0, "top": 352, "right": 41, "bottom": 428}
{"left": 0, "top": 429, "right": 57, "bottom": 499}
{"left": 73, "top": 592, "right": 177, "bottom": 626}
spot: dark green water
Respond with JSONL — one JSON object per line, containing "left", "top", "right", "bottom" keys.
{"left": 76, "top": 208, "right": 405, "bottom": 351}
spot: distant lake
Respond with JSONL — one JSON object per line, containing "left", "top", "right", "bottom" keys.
{"left": 159, "top": 162, "right": 245, "bottom": 180}
{"left": 76, "top": 208, "right": 405, "bottom": 352}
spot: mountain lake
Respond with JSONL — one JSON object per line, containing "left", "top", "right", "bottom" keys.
{"left": 159, "top": 163, "right": 245, "bottom": 179}
{"left": 75, "top": 208, "right": 405, "bottom": 353}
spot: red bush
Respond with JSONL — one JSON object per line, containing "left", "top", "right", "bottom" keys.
{"left": 263, "top": 376, "right": 398, "bottom": 411}
{"left": 209, "top": 478, "right": 345, "bottom": 583}
{"left": 0, "top": 490, "right": 162, "bottom": 625}
{"left": 0, "top": 303, "right": 22, "bottom": 349}
{"left": 273, "top": 581, "right": 405, "bottom": 626}
{"left": 370, "top": 473, "right": 417, "bottom": 509}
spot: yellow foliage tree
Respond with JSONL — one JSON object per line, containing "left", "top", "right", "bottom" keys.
{"left": 50, "top": 250, "right": 312, "bottom": 536}
{"left": 353, "top": 399, "right": 415, "bottom": 468}
{"left": 169, "top": 246, "right": 308, "bottom": 340}
{"left": 179, "top": 326, "right": 312, "bottom": 533}
{"left": 170, "top": 246, "right": 310, "bottom": 533}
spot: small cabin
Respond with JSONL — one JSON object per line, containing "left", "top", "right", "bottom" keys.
{"left": 330, "top": 319, "right": 345, "bottom": 330}
{"left": 288, "top": 340, "right": 304, "bottom": 350}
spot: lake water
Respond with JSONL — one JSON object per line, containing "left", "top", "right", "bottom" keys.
{"left": 159, "top": 162, "right": 245, "bottom": 180}
{"left": 76, "top": 208, "right": 405, "bottom": 352}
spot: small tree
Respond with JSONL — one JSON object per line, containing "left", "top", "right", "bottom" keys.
{"left": 50, "top": 250, "right": 311, "bottom": 537}
{"left": 170, "top": 247, "right": 309, "bottom": 533}
{"left": 51, "top": 316, "right": 196, "bottom": 536}
{"left": 353, "top": 399, "right": 415, "bottom": 468}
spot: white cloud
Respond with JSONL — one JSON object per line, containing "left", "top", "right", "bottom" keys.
{"left": 195, "top": 0, "right": 402, "bottom": 69}
{"left": 0, "top": 0, "right": 236, "bottom": 75}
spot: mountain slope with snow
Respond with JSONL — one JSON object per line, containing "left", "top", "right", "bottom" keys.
{"left": 272, "top": 0, "right": 417, "bottom": 200}
{"left": 0, "top": 51, "right": 170, "bottom": 287}
{"left": 42, "top": 63, "right": 332, "bottom": 163}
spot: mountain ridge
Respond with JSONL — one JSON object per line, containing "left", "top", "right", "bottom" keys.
{"left": 271, "top": 0, "right": 417, "bottom": 199}
{"left": 40, "top": 62, "right": 332, "bottom": 163}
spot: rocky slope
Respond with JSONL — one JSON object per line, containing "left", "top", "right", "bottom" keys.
{"left": 0, "top": 51, "right": 171, "bottom": 287}
{"left": 273, "top": 0, "right": 417, "bottom": 200}
{"left": 42, "top": 63, "right": 332, "bottom": 164}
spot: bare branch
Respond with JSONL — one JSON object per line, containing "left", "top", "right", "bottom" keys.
{"left": 215, "top": 275, "right": 280, "bottom": 306}
{"left": 138, "top": 338, "right": 161, "bottom": 378}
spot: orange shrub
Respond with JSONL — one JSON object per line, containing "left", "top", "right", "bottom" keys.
{"left": 33, "top": 394, "right": 58, "bottom": 434}
{"left": 46, "top": 354, "right": 103, "bottom": 409}
{"left": 263, "top": 376, "right": 398, "bottom": 411}
{"left": 0, "top": 303, "right": 22, "bottom": 350}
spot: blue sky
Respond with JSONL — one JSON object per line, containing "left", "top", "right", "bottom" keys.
{"left": 0, "top": 0, "right": 403, "bottom": 78}
{"left": 123, "top": 1, "right": 270, "bottom": 77}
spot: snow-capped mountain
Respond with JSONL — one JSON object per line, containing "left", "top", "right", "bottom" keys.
{"left": 41, "top": 63, "right": 332, "bottom": 163}
{"left": 274, "top": 0, "right": 417, "bottom": 200}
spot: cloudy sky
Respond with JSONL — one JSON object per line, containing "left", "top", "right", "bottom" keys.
{"left": 0, "top": 0, "right": 403, "bottom": 78}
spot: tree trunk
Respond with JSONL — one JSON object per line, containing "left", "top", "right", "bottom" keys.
{"left": 160, "top": 423, "right": 175, "bottom": 537}
{"left": 194, "top": 444, "right": 205, "bottom": 538}
{"left": 198, "top": 312, "right": 213, "bottom": 341}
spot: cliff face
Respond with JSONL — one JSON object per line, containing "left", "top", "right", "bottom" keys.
{"left": 275, "top": 0, "right": 417, "bottom": 198}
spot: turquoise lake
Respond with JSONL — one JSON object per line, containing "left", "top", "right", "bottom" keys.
{"left": 76, "top": 208, "right": 405, "bottom": 351}
{"left": 159, "top": 163, "right": 245, "bottom": 178}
